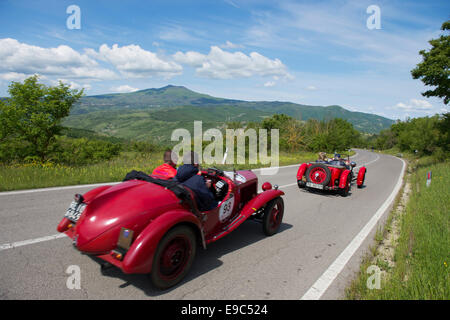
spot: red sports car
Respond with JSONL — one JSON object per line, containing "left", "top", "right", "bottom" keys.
{"left": 296, "top": 155, "right": 366, "bottom": 196}
{"left": 57, "top": 168, "right": 284, "bottom": 289}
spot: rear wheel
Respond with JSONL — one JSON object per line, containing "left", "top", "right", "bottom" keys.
{"left": 150, "top": 225, "right": 197, "bottom": 290}
{"left": 263, "top": 197, "right": 284, "bottom": 236}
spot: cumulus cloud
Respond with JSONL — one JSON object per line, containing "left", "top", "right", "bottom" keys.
{"left": 394, "top": 99, "right": 433, "bottom": 112}
{"left": 173, "top": 46, "right": 292, "bottom": 80}
{"left": 90, "top": 44, "right": 183, "bottom": 79}
{"left": 110, "top": 85, "right": 140, "bottom": 93}
{"left": 0, "top": 72, "right": 29, "bottom": 81}
{"left": 0, "top": 38, "right": 117, "bottom": 80}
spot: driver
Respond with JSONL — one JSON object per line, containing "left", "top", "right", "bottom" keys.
{"left": 174, "top": 152, "right": 218, "bottom": 212}
{"left": 330, "top": 153, "right": 349, "bottom": 168}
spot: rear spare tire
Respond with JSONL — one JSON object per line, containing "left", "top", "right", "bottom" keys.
{"left": 305, "top": 163, "right": 331, "bottom": 186}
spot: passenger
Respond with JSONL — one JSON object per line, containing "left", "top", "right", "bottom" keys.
{"left": 152, "top": 149, "right": 178, "bottom": 179}
{"left": 316, "top": 152, "right": 328, "bottom": 163}
{"left": 175, "top": 151, "right": 218, "bottom": 212}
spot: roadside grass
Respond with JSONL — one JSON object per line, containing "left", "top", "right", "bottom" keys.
{"left": 0, "top": 152, "right": 161, "bottom": 191}
{"left": 0, "top": 150, "right": 353, "bottom": 191}
{"left": 345, "top": 157, "right": 450, "bottom": 300}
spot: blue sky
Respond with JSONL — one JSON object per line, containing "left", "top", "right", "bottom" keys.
{"left": 0, "top": 0, "right": 449, "bottom": 120}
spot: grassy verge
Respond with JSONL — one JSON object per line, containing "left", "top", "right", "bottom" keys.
{"left": 0, "top": 150, "right": 352, "bottom": 191}
{"left": 345, "top": 156, "right": 449, "bottom": 299}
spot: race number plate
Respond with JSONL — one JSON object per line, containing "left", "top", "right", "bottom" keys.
{"left": 64, "top": 201, "right": 86, "bottom": 222}
{"left": 219, "top": 196, "right": 235, "bottom": 222}
{"left": 306, "top": 182, "right": 324, "bottom": 190}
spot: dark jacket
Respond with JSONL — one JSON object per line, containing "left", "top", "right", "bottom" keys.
{"left": 175, "top": 164, "right": 199, "bottom": 182}
{"left": 175, "top": 164, "right": 218, "bottom": 211}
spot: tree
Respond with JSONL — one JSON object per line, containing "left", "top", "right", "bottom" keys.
{"left": 411, "top": 21, "right": 450, "bottom": 104}
{"left": 0, "top": 75, "right": 83, "bottom": 161}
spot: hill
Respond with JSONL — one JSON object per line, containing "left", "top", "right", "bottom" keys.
{"left": 64, "top": 85, "right": 394, "bottom": 141}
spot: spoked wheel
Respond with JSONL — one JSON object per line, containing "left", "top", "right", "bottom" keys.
{"left": 150, "top": 226, "right": 196, "bottom": 290}
{"left": 305, "top": 163, "right": 331, "bottom": 186}
{"left": 263, "top": 197, "right": 284, "bottom": 236}
{"left": 340, "top": 175, "right": 351, "bottom": 197}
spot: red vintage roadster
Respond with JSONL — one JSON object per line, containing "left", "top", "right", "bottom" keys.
{"left": 57, "top": 168, "right": 284, "bottom": 289}
{"left": 296, "top": 155, "right": 367, "bottom": 197}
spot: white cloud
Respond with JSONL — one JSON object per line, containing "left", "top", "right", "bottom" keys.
{"left": 220, "top": 41, "right": 244, "bottom": 49}
{"left": 173, "top": 46, "right": 292, "bottom": 80}
{"left": 305, "top": 85, "right": 317, "bottom": 91}
{"left": 110, "top": 85, "right": 140, "bottom": 93}
{"left": 93, "top": 44, "right": 183, "bottom": 79}
{"left": 173, "top": 50, "right": 206, "bottom": 68}
{"left": 0, "top": 38, "right": 117, "bottom": 80}
{"left": 264, "top": 81, "right": 276, "bottom": 87}
{"left": 0, "top": 72, "right": 29, "bottom": 81}
{"left": 394, "top": 99, "right": 433, "bottom": 112}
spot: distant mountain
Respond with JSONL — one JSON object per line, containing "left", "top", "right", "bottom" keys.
{"left": 65, "top": 85, "right": 394, "bottom": 141}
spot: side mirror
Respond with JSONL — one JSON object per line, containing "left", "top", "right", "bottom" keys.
{"left": 350, "top": 162, "right": 356, "bottom": 168}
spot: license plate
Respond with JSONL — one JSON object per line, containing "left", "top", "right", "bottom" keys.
{"left": 306, "top": 182, "right": 324, "bottom": 189}
{"left": 64, "top": 201, "right": 86, "bottom": 222}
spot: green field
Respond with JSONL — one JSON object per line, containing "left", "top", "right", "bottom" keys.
{"left": 346, "top": 157, "right": 450, "bottom": 299}
{"left": 0, "top": 151, "right": 330, "bottom": 192}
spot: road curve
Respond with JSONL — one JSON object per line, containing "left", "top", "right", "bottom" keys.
{"left": 0, "top": 149, "right": 405, "bottom": 299}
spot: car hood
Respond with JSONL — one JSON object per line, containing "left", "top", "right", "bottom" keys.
{"left": 74, "top": 180, "right": 181, "bottom": 254}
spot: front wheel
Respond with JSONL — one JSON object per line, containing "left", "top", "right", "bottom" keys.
{"left": 150, "top": 225, "right": 197, "bottom": 290}
{"left": 262, "top": 197, "right": 284, "bottom": 236}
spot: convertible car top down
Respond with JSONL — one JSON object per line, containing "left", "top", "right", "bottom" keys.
{"left": 296, "top": 154, "right": 367, "bottom": 197}
{"left": 57, "top": 168, "right": 284, "bottom": 289}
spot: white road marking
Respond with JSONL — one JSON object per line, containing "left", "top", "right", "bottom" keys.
{"left": 300, "top": 155, "right": 406, "bottom": 300}
{"left": 0, "top": 233, "right": 67, "bottom": 251}
{"left": 0, "top": 182, "right": 121, "bottom": 196}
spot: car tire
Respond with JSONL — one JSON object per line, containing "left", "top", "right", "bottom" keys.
{"left": 262, "top": 197, "right": 284, "bottom": 236}
{"left": 150, "top": 225, "right": 197, "bottom": 290}
{"left": 340, "top": 175, "right": 351, "bottom": 197}
{"left": 305, "top": 163, "right": 331, "bottom": 186}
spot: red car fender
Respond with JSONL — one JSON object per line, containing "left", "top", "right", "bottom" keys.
{"left": 339, "top": 169, "right": 352, "bottom": 189}
{"left": 121, "top": 209, "right": 203, "bottom": 274}
{"left": 206, "top": 189, "right": 285, "bottom": 244}
{"left": 296, "top": 163, "right": 309, "bottom": 180}
{"left": 241, "top": 189, "right": 285, "bottom": 219}
{"left": 57, "top": 217, "right": 72, "bottom": 233}
{"left": 83, "top": 185, "right": 112, "bottom": 202}
{"left": 357, "top": 167, "right": 367, "bottom": 186}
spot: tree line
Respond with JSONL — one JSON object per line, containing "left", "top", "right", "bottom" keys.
{"left": 374, "top": 114, "right": 449, "bottom": 160}
{"left": 228, "top": 113, "right": 361, "bottom": 153}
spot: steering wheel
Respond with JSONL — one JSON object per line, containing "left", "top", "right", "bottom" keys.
{"left": 207, "top": 167, "right": 224, "bottom": 177}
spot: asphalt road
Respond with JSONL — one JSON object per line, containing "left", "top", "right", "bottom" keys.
{"left": 0, "top": 149, "right": 405, "bottom": 300}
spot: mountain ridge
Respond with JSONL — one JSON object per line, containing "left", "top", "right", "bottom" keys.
{"left": 64, "top": 85, "right": 395, "bottom": 140}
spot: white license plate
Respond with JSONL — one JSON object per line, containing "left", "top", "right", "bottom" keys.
{"left": 306, "top": 182, "right": 324, "bottom": 189}
{"left": 64, "top": 201, "right": 86, "bottom": 222}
